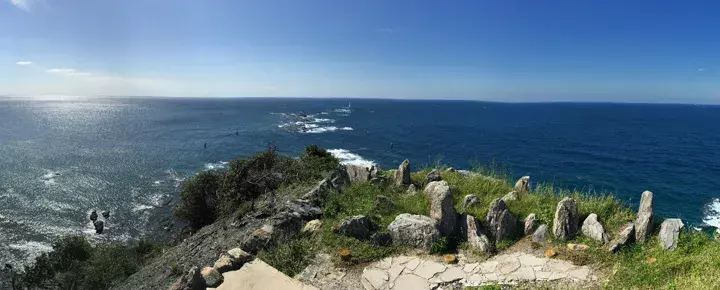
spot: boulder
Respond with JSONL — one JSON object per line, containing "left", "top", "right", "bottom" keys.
{"left": 514, "top": 176, "right": 530, "bottom": 193}
{"left": 634, "top": 190, "right": 654, "bottom": 243}
{"left": 89, "top": 210, "right": 98, "bottom": 222}
{"left": 424, "top": 181, "right": 458, "bottom": 236}
{"left": 200, "top": 267, "right": 223, "bottom": 287}
{"left": 301, "top": 219, "right": 323, "bottom": 234}
{"left": 524, "top": 214, "right": 537, "bottom": 236}
{"left": 394, "top": 159, "right": 411, "bottom": 186}
{"left": 502, "top": 191, "right": 519, "bottom": 202}
{"left": 346, "top": 164, "right": 379, "bottom": 183}
{"left": 464, "top": 214, "right": 494, "bottom": 253}
{"left": 242, "top": 224, "right": 274, "bottom": 254}
{"left": 374, "top": 195, "right": 396, "bottom": 212}
{"left": 552, "top": 197, "right": 579, "bottom": 241}
{"left": 462, "top": 194, "right": 480, "bottom": 211}
{"left": 334, "top": 215, "right": 373, "bottom": 240}
{"left": 167, "top": 266, "right": 204, "bottom": 290}
{"left": 388, "top": 214, "right": 440, "bottom": 251}
{"left": 101, "top": 211, "right": 110, "bottom": 219}
{"left": 213, "top": 248, "right": 253, "bottom": 273}
{"left": 283, "top": 199, "right": 322, "bottom": 220}
{"left": 426, "top": 170, "right": 442, "bottom": 183}
{"left": 485, "top": 198, "right": 517, "bottom": 242}
{"left": 330, "top": 165, "right": 351, "bottom": 189}
{"left": 532, "top": 224, "right": 550, "bottom": 243}
{"left": 406, "top": 184, "right": 417, "bottom": 195}
{"left": 659, "top": 219, "right": 684, "bottom": 251}
{"left": 93, "top": 220, "right": 104, "bottom": 234}
{"left": 581, "top": 213, "right": 609, "bottom": 243}
{"left": 608, "top": 223, "right": 635, "bottom": 253}
{"left": 302, "top": 178, "right": 337, "bottom": 206}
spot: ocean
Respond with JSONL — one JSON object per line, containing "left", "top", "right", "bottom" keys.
{"left": 1, "top": 97, "right": 719, "bottom": 266}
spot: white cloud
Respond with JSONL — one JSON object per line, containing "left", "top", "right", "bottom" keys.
{"left": 46, "top": 68, "right": 77, "bottom": 74}
{"left": 8, "top": 0, "right": 31, "bottom": 11}
{"left": 16, "top": 61, "right": 33, "bottom": 66}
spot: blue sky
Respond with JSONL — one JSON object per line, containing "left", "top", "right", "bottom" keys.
{"left": 1, "top": 0, "right": 719, "bottom": 102}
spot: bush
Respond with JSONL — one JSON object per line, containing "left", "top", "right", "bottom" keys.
{"left": 174, "top": 170, "right": 223, "bottom": 229}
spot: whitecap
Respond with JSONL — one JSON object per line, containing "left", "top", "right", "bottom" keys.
{"left": 40, "top": 170, "right": 60, "bottom": 185}
{"left": 312, "top": 118, "right": 335, "bottom": 123}
{"left": 327, "top": 149, "right": 376, "bottom": 167}
{"left": 8, "top": 241, "right": 53, "bottom": 254}
{"left": 703, "top": 198, "right": 720, "bottom": 229}
{"left": 204, "top": 161, "right": 229, "bottom": 171}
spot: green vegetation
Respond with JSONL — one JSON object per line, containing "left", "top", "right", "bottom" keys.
{"left": 15, "top": 236, "right": 163, "bottom": 290}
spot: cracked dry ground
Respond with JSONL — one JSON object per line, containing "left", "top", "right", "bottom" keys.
{"left": 298, "top": 251, "right": 599, "bottom": 290}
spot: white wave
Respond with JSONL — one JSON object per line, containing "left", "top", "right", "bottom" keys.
{"left": 334, "top": 108, "right": 351, "bottom": 114}
{"left": 327, "top": 149, "right": 375, "bottom": 167}
{"left": 8, "top": 241, "right": 53, "bottom": 254}
{"left": 703, "top": 198, "right": 720, "bottom": 229}
{"left": 204, "top": 161, "right": 229, "bottom": 171}
{"left": 313, "top": 118, "right": 335, "bottom": 123}
{"left": 40, "top": 170, "right": 60, "bottom": 186}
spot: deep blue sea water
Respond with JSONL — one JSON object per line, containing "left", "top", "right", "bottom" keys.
{"left": 2, "top": 97, "right": 720, "bottom": 265}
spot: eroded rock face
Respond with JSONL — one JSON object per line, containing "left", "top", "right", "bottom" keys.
{"left": 514, "top": 176, "right": 530, "bottom": 193}
{"left": 532, "top": 224, "right": 549, "bottom": 243}
{"left": 200, "top": 267, "right": 223, "bottom": 287}
{"left": 659, "top": 218, "right": 684, "bottom": 251}
{"left": 465, "top": 214, "right": 494, "bottom": 253}
{"left": 388, "top": 214, "right": 440, "bottom": 251}
{"left": 334, "top": 215, "right": 373, "bottom": 240}
{"left": 346, "top": 164, "right": 380, "bottom": 183}
{"left": 553, "top": 197, "right": 579, "bottom": 241}
{"left": 582, "top": 213, "right": 608, "bottom": 243}
{"left": 608, "top": 223, "right": 635, "bottom": 253}
{"left": 425, "top": 181, "right": 458, "bottom": 236}
{"left": 426, "top": 170, "right": 442, "bottom": 183}
{"left": 524, "top": 214, "right": 537, "bottom": 236}
{"left": 462, "top": 194, "right": 480, "bottom": 212}
{"left": 485, "top": 198, "right": 517, "bottom": 242}
{"left": 634, "top": 191, "right": 654, "bottom": 243}
{"left": 330, "top": 165, "right": 351, "bottom": 189}
{"left": 395, "top": 159, "right": 411, "bottom": 186}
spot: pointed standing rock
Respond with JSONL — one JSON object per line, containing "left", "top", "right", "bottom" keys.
{"left": 582, "top": 213, "right": 609, "bottom": 243}
{"left": 553, "top": 197, "right": 579, "bottom": 241}
{"left": 485, "top": 198, "right": 517, "bottom": 242}
{"left": 608, "top": 223, "right": 635, "bottom": 252}
{"left": 532, "top": 224, "right": 550, "bottom": 243}
{"left": 394, "top": 159, "right": 411, "bottom": 186}
{"left": 464, "top": 214, "right": 494, "bottom": 253}
{"left": 659, "top": 219, "right": 684, "bottom": 251}
{"left": 524, "top": 214, "right": 537, "bottom": 236}
{"left": 634, "top": 191, "right": 654, "bottom": 243}
{"left": 424, "top": 181, "right": 457, "bottom": 236}
{"left": 514, "top": 176, "right": 530, "bottom": 193}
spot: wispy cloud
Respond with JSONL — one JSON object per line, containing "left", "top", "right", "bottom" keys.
{"left": 698, "top": 68, "right": 707, "bottom": 72}
{"left": 16, "top": 61, "right": 33, "bottom": 66}
{"left": 46, "top": 68, "right": 93, "bottom": 77}
{"left": 8, "top": 0, "right": 31, "bottom": 11}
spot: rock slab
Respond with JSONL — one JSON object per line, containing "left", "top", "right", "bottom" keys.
{"left": 424, "top": 181, "right": 457, "bottom": 236}
{"left": 532, "top": 224, "right": 550, "bottom": 243}
{"left": 553, "top": 197, "right": 579, "bottom": 241}
{"left": 388, "top": 214, "right": 440, "bottom": 251}
{"left": 465, "top": 214, "right": 494, "bottom": 253}
{"left": 581, "top": 213, "right": 608, "bottom": 243}
{"left": 524, "top": 214, "right": 537, "bottom": 236}
{"left": 608, "top": 223, "right": 635, "bottom": 252}
{"left": 485, "top": 199, "right": 517, "bottom": 242}
{"left": 634, "top": 190, "right": 654, "bottom": 243}
{"left": 659, "top": 218, "right": 684, "bottom": 251}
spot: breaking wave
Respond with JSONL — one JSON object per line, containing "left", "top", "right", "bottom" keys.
{"left": 327, "top": 149, "right": 375, "bottom": 167}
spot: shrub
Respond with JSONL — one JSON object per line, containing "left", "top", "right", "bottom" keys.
{"left": 174, "top": 170, "right": 223, "bottom": 229}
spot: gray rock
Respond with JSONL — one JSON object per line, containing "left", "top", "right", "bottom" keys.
{"left": 462, "top": 194, "right": 480, "bottom": 211}
{"left": 330, "top": 165, "right": 351, "bottom": 189}
{"left": 283, "top": 199, "right": 322, "bottom": 220}
{"left": 424, "top": 181, "right": 458, "bottom": 236}
{"left": 394, "top": 159, "right": 411, "bottom": 186}
{"left": 634, "top": 190, "right": 654, "bottom": 243}
{"left": 101, "top": 210, "right": 110, "bottom": 219}
{"left": 200, "top": 267, "right": 223, "bottom": 287}
{"left": 659, "top": 218, "right": 684, "bottom": 251}
{"left": 89, "top": 210, "right": 98, "bottom": 222}
{"left": 242, "top": 224, "right": 274, "bottom": 254}
{"left": 406, "top": 184, "right": 417, "bottom": 194}
{"left": 388, "top": 214, "right": 440, "bottom": 251}
{"left": 524, "top": 214, "right": 537, "bottom": 236}
{"left": 582, "top": 213, "right": 609, "bottom": 243}
{"left": 553, "top": 197, "right": 579, "bottom": 241}
{"left": 168, "top": 266, "right": 204, "bottom": 290}
{"left": 301, "top": 178, "right": 337, "bottom": 206}
{"left": 346, "top": 164, "right": 380, "bottom": 183}
{"left": 465, "top": 214, "right": 494, "bottom": 253}
{"left": 426, "top": 170, "right": 442, "bottom": 183}
{"left": 485, "top": 198, "right": 517, "bottom": 242}
{"left": 446, "top": 167, "right": 456, "bottom": 173}
{"left": 608, "top": 223, "right": 635, "bottom": 252}
{"left": 502, "top": 191, "right": 519, "bottom": 202}
{"left": 93, "top": 220, "right": 104, "bottom": 234}
{"left": 532, "top": 224, "right": 550, "bottom": 243}
{"left": 514, "top": 176, "right": 530, "bottom": 193}
{"left": 301, "top": 219, "right": 323, "bottom": 234}
{"left": 374, "top": 195, "right": 396, "bottom": 212}
{"left": 213, "top": 248, "right": 253, "bottom": 273}
{"left": 334, "top": 215, "right": 373, "bottom": 240}
{"left": 457, "top": 170, "right": 472, "bottom": 177}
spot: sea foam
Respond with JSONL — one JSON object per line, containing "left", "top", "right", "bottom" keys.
{"left": 328, "top": 149, "right": 375, "bottom": 167}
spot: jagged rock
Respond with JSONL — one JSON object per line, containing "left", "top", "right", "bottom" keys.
{"left": 330, "top": 165, "right": 351, "bottom": 189}
{"left": 424, "top": 181, "right": 457, "bottom": 236}
{"left": 101, "top": 210, "right": 110, "bottom": 218}
{"left": 532, "top": 224, "right": 550, "bottom": 243}
{"left": 283, "top": 199, "right": 322, "bottom": 220}
{"left": 524, "top": 214, "right": 537, "bottom": 236}
{"left": 465, "top": 214, "right": 494, "bottom": 253}
{"left": 213, "top": 248, "right": 253, "bottom": 273}
{"left": 89, "top": 210, "right": 98, "bottom": 222}
{"left": 301, "top": 178, "right": 336, "bottom": 206}
{"left": 659, "top": 219, "right": 684, "bottom": 251}
{"left": 553, "top": 197, "right": 579, "bottom": 241}
{"left": 374, "top": 195, "right": 396, "bottom": 212}
{"left": 634, "top": 191, "right": 654, "bottom": 243}
{"left": 462, "top": 194, "right": 480, "bottom": 211}
{"left": 388, "top": 214, "right": 440, "bottom": 251}
{"left": 502, "top": 191, "right": 519, "bottom": 202}
{"left": 93, "top": 220, "right": 104, "bottom": 234}
{"left": 485, "top": 198, "right": 517, "bottom": 242}
{"left": 426, "top": 170, "right": 442, "bottom": 183}
{"left": 200, "top": 267, "right": 223, "bottom": 287}
{"left": 582, "top": 213, "right": 608, "bottom": 243}
{"left": 301, "top": 219, "right": 323, "bottom": 234}
{"left": 608, "top": 223, "right": 635, "bottom": 253}
{"left": 334, "top": 215, "right": 373, "bottom": 240}
{"left": 346, "top": 164, "right": 378, "bottom": 183}
{"left": 394, "top": 159, "right": 411, "bottom": 186}
{"left": 168, "top": 266, "right": 204, "bottom": 290}
{"left": 242, "top": 224, "right": 274, "bottom": 254}
{"left": 406, "top": 184, "right": 417, "bottom": 194}
{"left": 514, "top": 176, "right": 530, "bottom": 193}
